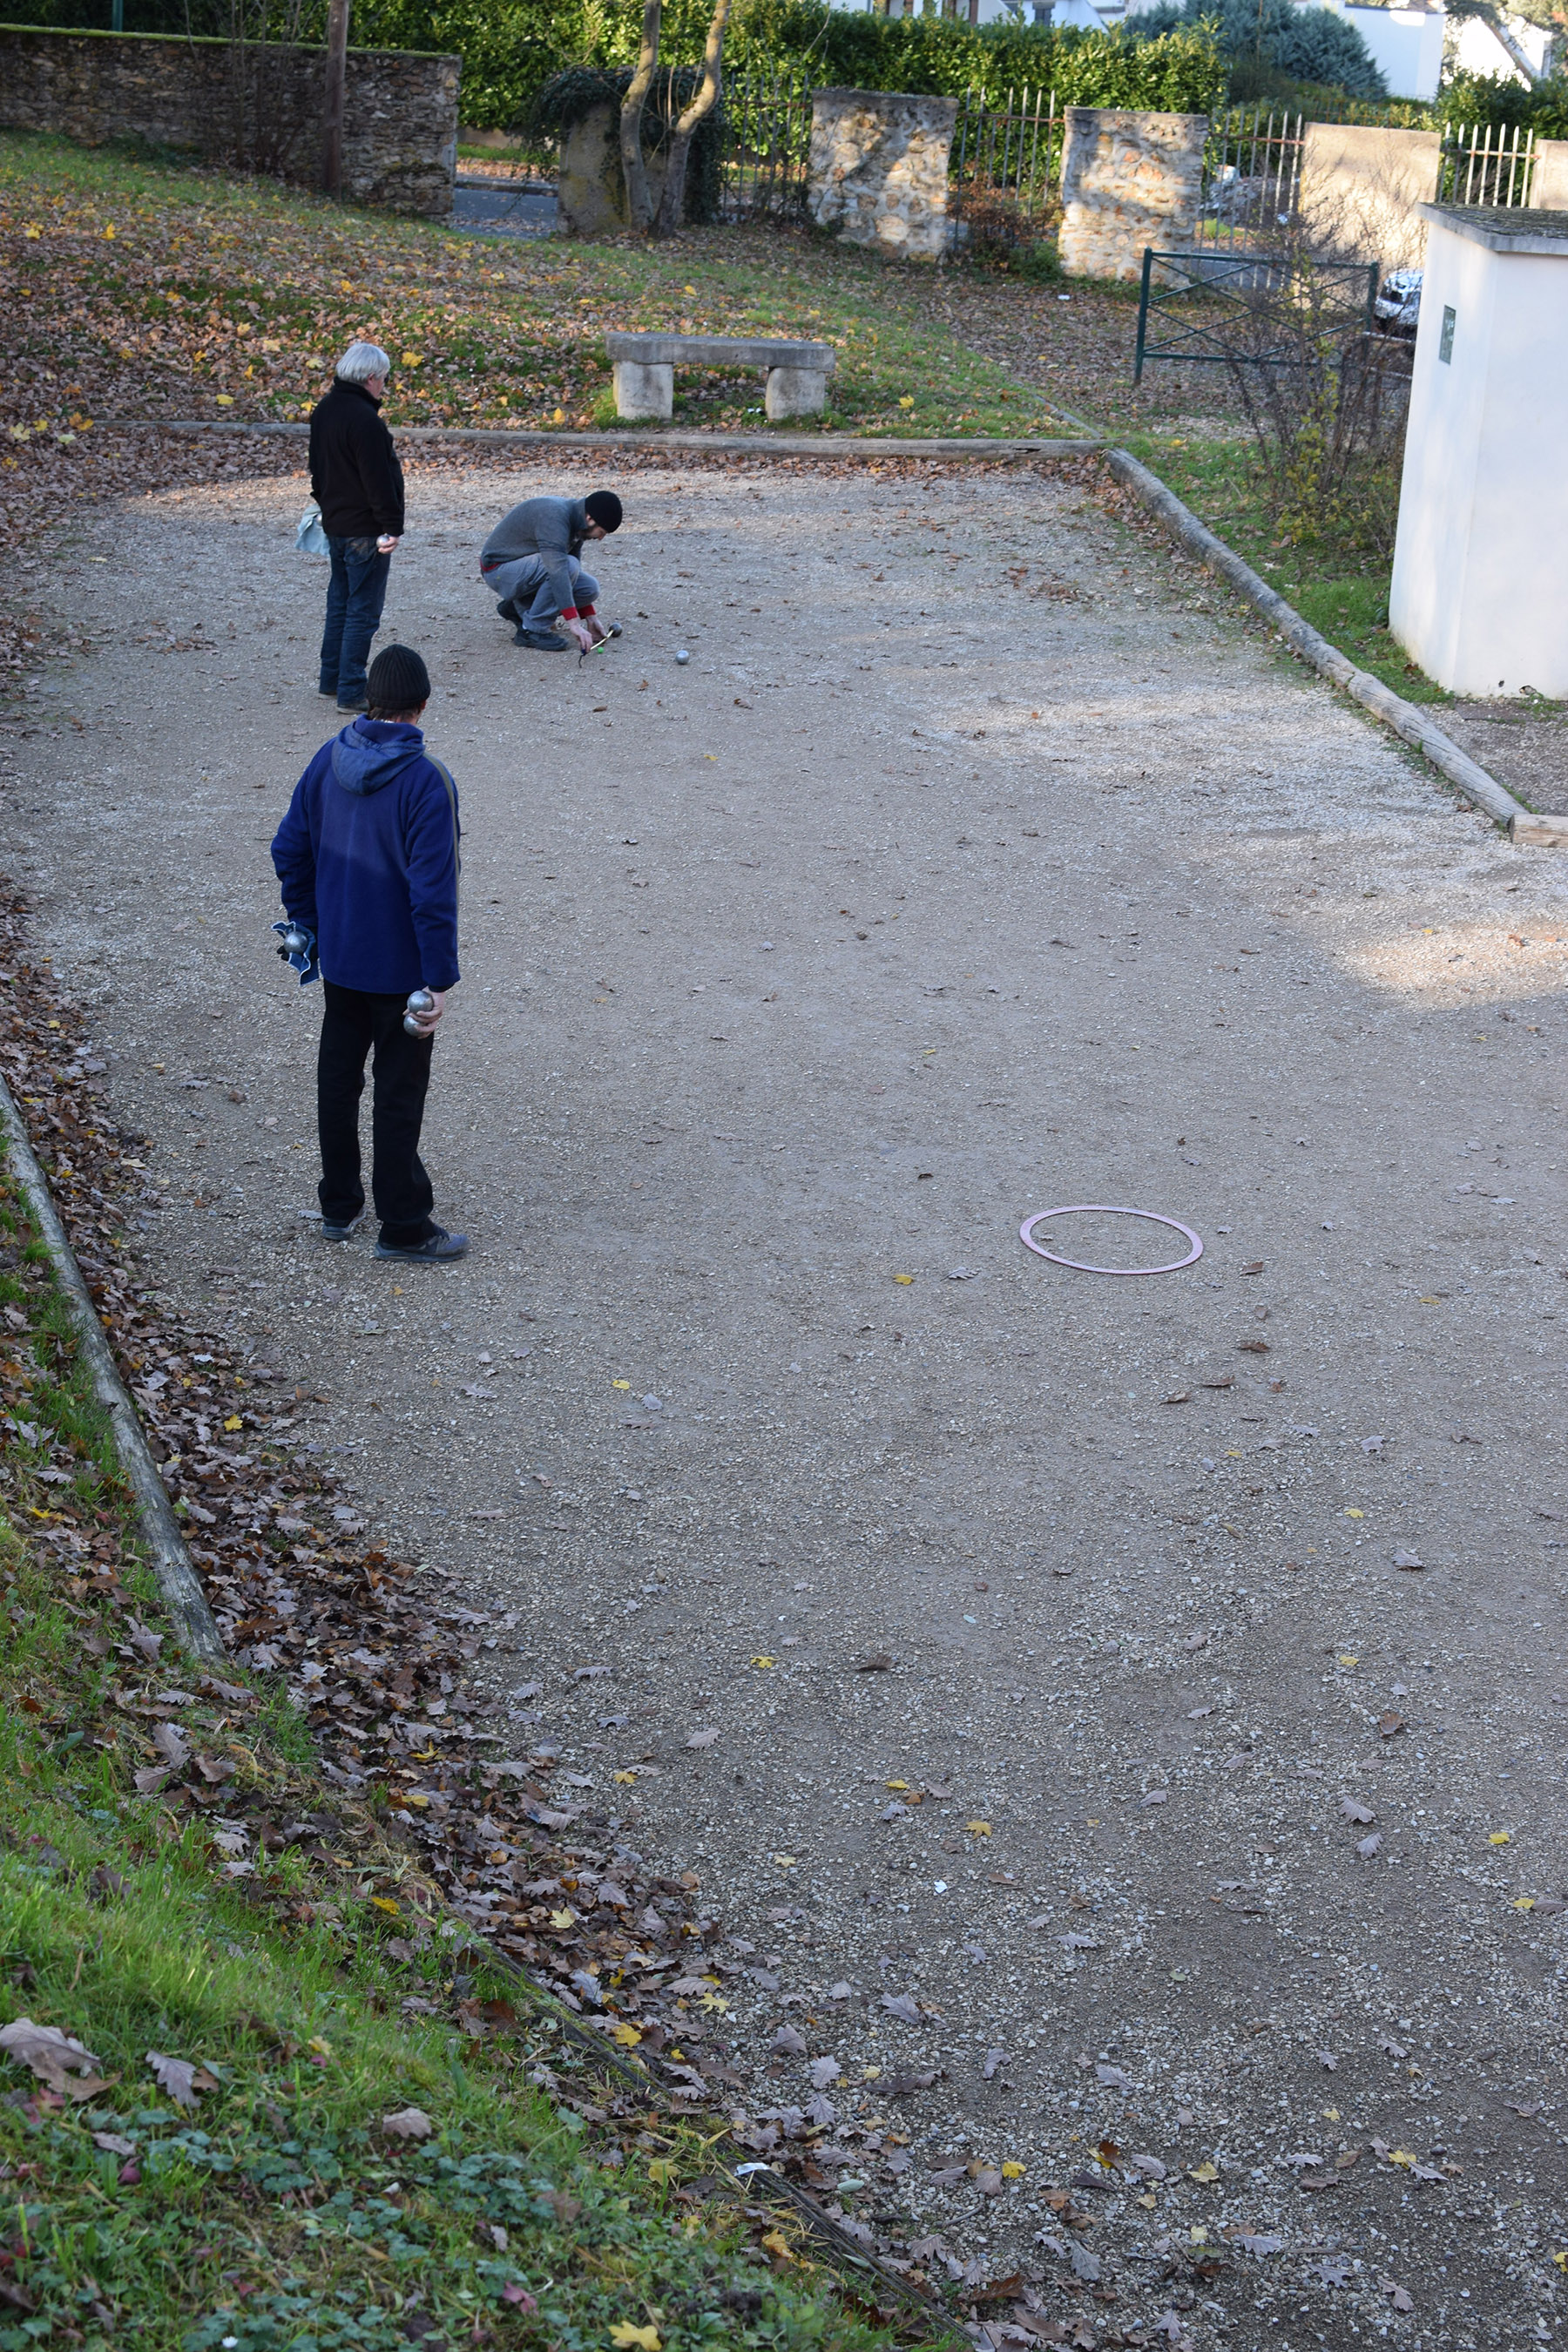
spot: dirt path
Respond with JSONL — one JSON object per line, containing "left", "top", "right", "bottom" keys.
{"left": 9, "top": 451, "right": 1568, "bottom": 2350}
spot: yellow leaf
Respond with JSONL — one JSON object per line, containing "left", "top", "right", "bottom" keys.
{"left": 1337, "top": 1654, "right": 1358, "bottom": 1667}
{"left": 750, "top": 1655, "right": 774, "bottom": 1668}
{"left": 893, "top": 1274, "right": 914, "bottom": 1284}
{"left": 1188, "top": 2161, "right": 1219, "bottom": 2183}
{"left": 1001, "top": 2159, "right": 1024, "bottom": 2179}
{"left": 683, "top": 283, "right": 698, "bottom": 294}
{"left": 885, "top": 1780, "right": 910, "bottom": 1791}
{"left": 223, "top": 1414, "right": 243, "bottom": 1431}
{"left": 369, "top": 1896, "right": 400, "bottom": 1916}
{"left": 215, "top": 395, "right": 233, "bottom": 407}
{"left": 699, "top": 1992, "right": 729, "bottom": 2013}
{"left": 1322, "top": 2107, "right": 1341, "bottom": 2122}
{"left": 1189, "top": 2224, "right": 1209, "bottom": 2245}
{"left": 613, "top": 1769, "right": 637, "bottom": 1785}
{"left": 610, "top": 2328, "right": 661, "bottom": 2352}
{"left": 1343, "top": 1508, "right": 1364, "bottom": 1519}
{"left": 1490, "top": 1830, "right": 1511, "bottom": 1845}
{"left": 612, "top": 1378, "right": 632, "bottom": 1389}
{"left": 1389, "top": 2148, "right": 1419, "bottom": 2168}
{"left": 104, "top": 223, "right": 116, "bottom": 237}
{"left": 646, "top": 2157, "right": 674, "bottom": 2184}
{"left": 1552, "top": 2250, "right": 1568, "bottom": 2269}
{"left": 550, "top": 1907, "right": 576, "bottom": 1929}
{"left": 551, "top": 407, "right": 565, "bottom": 424}
{"left": 861, "top": 2065, "right": 882, "bottom": 2079}
{"left": 1514, "top": 1896, "right": 1536, "bottom": 1909}
{"left": 612, "top": 2022, "right": 643, "bottom": 2047}
{"left": 773, "top": 1853, "right": 796, "bottom": 1869}
{"left": 965, "top": 1820, "right": 992, "bottom": 1836}
{"left": 898, "top": 395, "right": 915, "bottom": 409}
{"left": 402, "top": 1792, "right": 429, "bottom": 1808}
{"left": 761, "top": 2228, "right": 795, "bottom": 2261}
{"left": 308, "top": 2036, "right": 333, "bottom": 2058}
{"left": 401, "top": 349, "right": 423, "bottom": 365}
{"left": 24, "top": 226, "right": 40, "bottom": 239}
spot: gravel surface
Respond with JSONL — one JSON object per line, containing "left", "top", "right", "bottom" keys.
{"left": 5, "top": 451, "right": 1568, "bottom": 2351}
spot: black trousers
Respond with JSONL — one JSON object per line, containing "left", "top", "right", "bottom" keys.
{"left": 317, "top": 980, "right": 436, "bottom": 1247}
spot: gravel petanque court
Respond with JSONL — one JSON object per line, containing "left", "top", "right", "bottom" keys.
{"left": 11, "top": 449, "right": 1568, "bottom": 2345}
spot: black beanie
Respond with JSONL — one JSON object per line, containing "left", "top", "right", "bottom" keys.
{"left": 584, "top": 490, "right": 624, "bottom": 533}
{"left": 366, "top": 644, "right": 430, "bottom": 713}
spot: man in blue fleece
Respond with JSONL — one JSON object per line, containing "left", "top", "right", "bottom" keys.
{"left": 271, "top": 643, "right": 467, "bottom": 1264}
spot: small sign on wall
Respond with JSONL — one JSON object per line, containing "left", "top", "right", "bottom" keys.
{"left": 1439, "top": 304, "right": 1456, "bottom": 362}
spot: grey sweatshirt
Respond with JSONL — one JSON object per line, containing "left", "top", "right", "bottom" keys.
{"left": 480, "top": 496, "right": 591, "bottom": 617}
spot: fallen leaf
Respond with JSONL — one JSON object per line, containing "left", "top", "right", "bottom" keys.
{"left": 965, "top": 1819, "right": 992, "bottom": 1836}
{"left": 1338, "top": 1793, "right": 1376, "bottom": 1825}
{"left": 974, "top": 2165, "right": 1004, "bottom": 2196}
{"left": 0, "top": 2018, "right": 105, "bottom": 2099}
{"left": 1001, "top": 2159, "right": 1024, "bottom": 2179}
{"left": 771, "top": 2025, "right": 807, "bottom": 2058}
{"left": 881, "top": 1992, "right": 922, "bottom": 2024}
{"left": 1392, "top": 1550, "right": 1424, "bottom": 1571}
{"left": 1128, "top": 2153, "right": 1166, "bottom": 2179}
{"left": 686, "top": 1728, "right": 720, "bottom": 1748}
{"left": 1377, "top": 1711, "right": 1404, "bottom": 1737}
{"left": 809, "top": 2056, "right": 841, "bottom": 2088}
{"left": 1163, "top": 1390, "right": 1192, "bottom": 1404}
{"left": 145, "top": 2051, "right": 217, "bottom": 2108}
{"left": 1357, "top": 1833, "right": 1382, "bottom": 1858}
{"left": 382, "top": 2105, "right": 435, "bottom": 2139}
{"left": 92, "top": 2130, "right": 137, "bottom": 2157}
{"left": 152, "top": 1721, "right": 190, "bottom": 1769}
{"left": 760, "top": 2227, "right": 796, "bottom": 2261}
{"left": 1188, "top": 2161, "right": 1219, "bottom": 2183}
{"left": 749, "top": 1655, "right": 775, "bottom": 1669}
{"left": 609, "top": 2327, "right": 661, "bottom": 2351}
{"left": 1490, "top": 1829, "right": 1511, "bottom": 1845}
{"left": 854, "top": 1651, "right": 895, "bottom": 1673}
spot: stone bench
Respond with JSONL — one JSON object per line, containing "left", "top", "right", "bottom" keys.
{"left": 604, "top": 331, "right": 836, "bottom": 423}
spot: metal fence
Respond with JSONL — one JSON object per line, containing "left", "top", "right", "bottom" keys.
{"left": 950, "top": 84, "right": 1063, "bottom": 241}
{"left": 1200, "top": 105, "right": 1540, "bottom": 246}
{"left": 716, "top": 66, "right": 812, "bottom": 220}
{"left": 1440, "top": 119, "right": 1536, "bottom": 205}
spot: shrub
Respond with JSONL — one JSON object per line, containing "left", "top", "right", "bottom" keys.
{"left": 1127, "top": 0, "right": 1385, "bottom": 100}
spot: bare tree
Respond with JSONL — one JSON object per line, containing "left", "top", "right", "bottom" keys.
{"left": 653, "top": 0, "right": 732, "bottom": 235}
{"left": 619, "top": 0, "right": 662, "bottom": 234}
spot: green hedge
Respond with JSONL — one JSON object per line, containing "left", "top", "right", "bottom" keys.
{"left": 347, "top": 0, "right": 1221, "bottom": 133}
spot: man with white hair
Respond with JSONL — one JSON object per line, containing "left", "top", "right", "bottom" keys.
{"left": 308, "top": 341, "right": 404, "bottom": 713}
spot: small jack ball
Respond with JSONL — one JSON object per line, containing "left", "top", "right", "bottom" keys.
{"left": 675, "top": 649, "right": 690, "bottom": 666}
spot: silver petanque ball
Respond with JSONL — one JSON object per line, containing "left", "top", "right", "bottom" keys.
{"left": 282, "top": 923, "right": 312, "bottom": 956}
{"left": 403, "top": 988, "right": 436, "bottom": 1037}
{"left": 675, "top": 649, "right": 690, "bottom": 666}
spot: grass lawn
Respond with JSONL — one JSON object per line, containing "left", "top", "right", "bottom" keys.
{"left": 0, "top": 132, "right": 1071, "bottom": 442}
{"left": 0, "top": 1131, "right": 939, "bottom": 2352}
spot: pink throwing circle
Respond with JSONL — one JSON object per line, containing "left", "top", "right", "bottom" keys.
{"left": 1019, "top": 1205, "right": 1204, "bottom": 1277}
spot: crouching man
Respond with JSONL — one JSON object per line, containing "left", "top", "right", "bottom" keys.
{"left": 271, "top": 644, "right": 468, "bottom": 1264}
{"left": 478, "top": 489, "right": 622, "bottom": 652}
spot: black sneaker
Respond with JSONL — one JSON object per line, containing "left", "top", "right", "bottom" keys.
{"left": 318, "top": 681, "right": 339, "bottom": 698}
{"left": 514, "top": 627, "right": 567, "bottom": 652}
{"left": 337, "top": 692, "right": 368, "bottom": 713}
{"left": 321, "top": 1208, "right": 365, "bottom": 1240}
{"left": 375, "top": 1225, "right": 469, "bottom": 1262}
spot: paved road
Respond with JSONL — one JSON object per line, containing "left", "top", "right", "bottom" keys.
{"left": 452, "top": 179, "right": 557, "bottom": 242}
{"left": 15, "top": 455, "right": 1568, "bottom": 2349}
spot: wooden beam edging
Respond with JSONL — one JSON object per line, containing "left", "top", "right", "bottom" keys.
{"left": 1103, "top": 446, "right": 1526, "bottom": 836}
{"left": 0, "top": 1078, "right": 224, "bottom": 1664}
{"left": 97, "top": 417, "right": 1103, "bottom": 462}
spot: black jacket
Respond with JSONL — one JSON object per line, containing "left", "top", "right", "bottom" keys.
{"left": 308, "top": 378, "right": 404, "bottom": 539}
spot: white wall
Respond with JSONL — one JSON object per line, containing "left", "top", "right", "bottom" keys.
{"left": 1450, "top": 8, "right": 1556, "bottom": 82}
{"left": 1320, "top": 0, "right": 1445, "bottom": 99}
{"left": 1390, "top": 210, "right": 1568, "bottom": 698}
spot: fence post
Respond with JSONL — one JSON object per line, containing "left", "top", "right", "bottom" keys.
{"left": 1134, "top": 246, "right": 1154, "bottom": 384}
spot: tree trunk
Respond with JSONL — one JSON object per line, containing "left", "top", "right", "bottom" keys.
{"left": 619, "top": 0, "right": 661, "bottom": 233}
{"left": 653, "top": 0, "right": 732, "bottom": 236}
{"left": 321, "top": 0, "right": 350, "bottom": 192}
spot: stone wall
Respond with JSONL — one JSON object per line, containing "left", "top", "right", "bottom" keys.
{"left": 0, "top": 24, "right": 459, "bottom": 216}
{"left": 1299, "top": 122, "right": 1440, "bottom": 271}
{"left": 1531, "top": 137, "right": 1568, "bottom": 210}
{"left": 808, "top": 88, "right": 957, "bottom": 259}
{"left": 1058, "top": 107, "right": 1206, "bottom": 280}
{"left": 555, "top": 101, "right": 690, "bottom": 237}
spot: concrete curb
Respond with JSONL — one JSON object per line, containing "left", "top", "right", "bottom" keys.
{"left": 1103, "top": 446, "right": 1526, "bottom": 835}
{"left": 0, "top": 1078, "right": 224, "bottom": 1664}
{"left": 98, "top": 417, "right": 1103, "bottom": 463}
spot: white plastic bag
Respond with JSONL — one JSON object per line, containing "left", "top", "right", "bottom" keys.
{"left": 295, "top": 504, "right": 328, "bottom": 556}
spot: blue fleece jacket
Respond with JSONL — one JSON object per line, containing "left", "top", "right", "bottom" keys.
{"left": 271, "top": 720, "right": 461, "bottom": 996}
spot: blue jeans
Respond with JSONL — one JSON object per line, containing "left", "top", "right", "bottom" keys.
{"left": 320, "top": 536, "right": 391, "bottom": 705}
{"left": 483, "top": 552, "right": 599, "bottom": 630}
